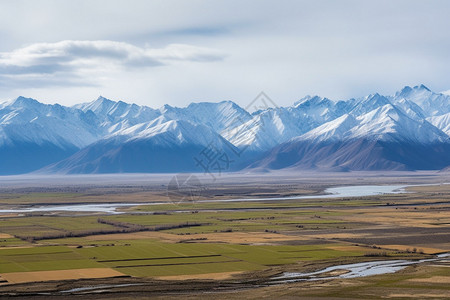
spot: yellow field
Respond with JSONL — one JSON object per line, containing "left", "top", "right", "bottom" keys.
{"left": 83, "top": 230, "right": 305, "bottom": 244}
{"left": 1, "top": 268, "right": 125, "bottom": 284}
{"left": 156, "top": 271, "right": 244, "bottom": 280}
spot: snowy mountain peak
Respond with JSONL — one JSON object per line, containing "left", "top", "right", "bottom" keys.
{"left": 294, "top": 95, "right": 332, "bottom": 108}
{"left": 396, "top": 84, "right": 432, "bottom": 98}
{"left": 398, "top": 85, "right": 413, "bottom": 96}
{"left": 394, "top": 84, "right": 449, "bottom": 117}
{"left": 185, "top": 100, "right": 241, "bottom": 113}
{"left": 363, "top": 93, "right": 387, "bottom": 102}
{"left": 158, "top": 100, "right": 251, "bottom": 133}
{"left": 8, "top": 96, "right": 42, "bottom": 109}
{"left": 417, "top": 84, "right": 431, "bottom": 91}
{"left": 159, "top": 104, "right": 174, "bottom": 113}
{"left": 349, "top": 93, "right": 391, "bottom": 116}
{"left": 97, "top": 95, "right": 111, "bottom": 101}
{"left": 83, "top": 96, "right": 116, "bottom": 113}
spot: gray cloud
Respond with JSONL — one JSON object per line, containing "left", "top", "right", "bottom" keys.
{"left": 0, "top": 40, "right": 226, "bottom": 86}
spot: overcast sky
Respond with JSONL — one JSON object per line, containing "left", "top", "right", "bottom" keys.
{"left": 0, "top": 0, "right": 449, "bottom": 107}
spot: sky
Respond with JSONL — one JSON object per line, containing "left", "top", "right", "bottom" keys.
{"left": 0, "top": 0, "right": 450, "bottom": 108}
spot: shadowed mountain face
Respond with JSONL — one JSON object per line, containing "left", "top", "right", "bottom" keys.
{"left": 42, "top": 140, "right": 216, "bottom": 174}
{"left": 0, "top": 142, "right": 78, "bottom": 175}
{"left": 0, "top": 84, "right": 449, "bottom": 174}
{"left": 249, "top": 139, "right": 450, "bottom": 172}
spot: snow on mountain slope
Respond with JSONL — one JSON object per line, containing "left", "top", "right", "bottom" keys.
{"left": 390, "top": 97, "right": 426, "bottom": 121}
{"left": 299, "top": 114, "right": 358, "bottom": 142}
{"left": 290, "top": 95, "right": 348, "bottom": 128}
{"left": 300, "top": 104, "right": 448, "bottom": 144}
{"left": 348, "top": 93, "right": 392, "bottom": 116}
{"left": 223, "top": 108, "right": 305, "bottom": 151}
{"left": 0, "top": 96, "right": 100, "bottom": 148}
{"left": 40, "top": 119, "right": 239, "bottom": 174}
{"left": 159, "top": 100, "right": 251, "bottom": 133}
{"left": 354, "top": 104, "right": 448, "bottom": 143}
{"left": 113, "top": 119, "right": 231, "bottom": 147}
{"left": 393, "top": 84, "right": 450, "bottom": 117}
{"left": 293, "top": 95, "right": 335, "bottom": 114}
{"left": 223, "top": 96, "right": 351, "bottom": 152}
{"left": 428, "top": 112, "right": 450, "bottom": 135}
{"left": 74, "top": 96, "right": 161, "bottom": 134}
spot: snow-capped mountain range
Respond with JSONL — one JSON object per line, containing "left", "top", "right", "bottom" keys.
{"left": 0, "top": 84, "right": 449, "bottom": 174}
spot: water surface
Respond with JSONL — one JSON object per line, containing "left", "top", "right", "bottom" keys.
{"left": 0, "top": 184, "right": 413, "bottom": 214}
{"left": 272, "top": 253, "right": 450, "bottom": 283}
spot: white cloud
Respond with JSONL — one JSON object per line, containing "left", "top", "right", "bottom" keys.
{"left": 0, "top": 40, "right": 225, "bottom": 87}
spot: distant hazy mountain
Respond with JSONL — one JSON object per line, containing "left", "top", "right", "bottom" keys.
{"left": 0, "top": 84, "right": 449, "bottom": 174}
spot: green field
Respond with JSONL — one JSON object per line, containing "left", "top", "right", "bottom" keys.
{"left": 0, "top": 208, "right": 356, "bottom": 240}
{"left": 0, "top": 246, "right": 103, "bottom": 273}
{"left": 0, "top": 238, "right": 363, "bottom": 277}
{"left": 0, "top": 193, "right": 81, "bottom": 205}
{"left": 132, "top": 197, "right": 382, "bottom": 212}
{"left": 0, "top": 216, "right": 117, "bottom": 240}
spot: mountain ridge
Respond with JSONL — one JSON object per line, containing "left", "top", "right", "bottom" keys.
{"left": 1, "top": 84, "right": 449, "bottom": 174}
